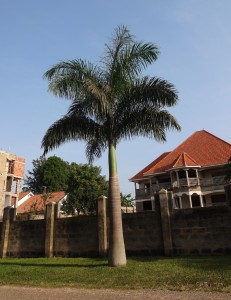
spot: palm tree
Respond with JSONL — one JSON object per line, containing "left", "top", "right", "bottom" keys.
{"left": 41, "top": 26, "right": 181, "bottom": 267}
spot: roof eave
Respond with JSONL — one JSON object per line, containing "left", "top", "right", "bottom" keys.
{"left": 200, "top": 163, "right": 226, "bottom": 170}
{"left": 168, "top": 165, "right": 201, "bottom": 171}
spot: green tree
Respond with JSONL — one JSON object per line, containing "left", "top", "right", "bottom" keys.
{"left": 24, "top": 156, "right": 69, "bottom": 193}
{"left": 120, "top": 193, "right": 134, "bottom": 208}
{"left": 41, "top": 26, "right": 180, "bottom": 266}
{"left": 61, "top": 163, "right": 108, "bottom": 215}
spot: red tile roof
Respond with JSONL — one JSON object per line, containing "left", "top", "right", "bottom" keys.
{"left": 11, "top": 191, "right": 32, "bottom": 206}
{"left": 130, "top": 152, "right": 170, "bottom": 181}
{"left": 17, "top": 191, "right": 67, "bottom": 214}
{"left": 18, "top": 191, "right": 32, "bottom": 200}
{"left": 130, "top": 130, "right": 231, "bottom": 181}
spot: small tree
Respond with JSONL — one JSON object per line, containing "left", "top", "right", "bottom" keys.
{"left": 61, "top": 163, "right": 108, "bottom": 215}
{"left": 24, "top": 156, "right": 70, "bottom": 193}
{"left": 120, "top": 193, "right": 134, "bottom": 207}
{"left": 24, "top": 156, "right": 46, "bottom": 194}
{"left": 120, "top": 192, "right": 135, "bottom": 213}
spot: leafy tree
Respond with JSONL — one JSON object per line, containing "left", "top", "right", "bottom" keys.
{"left": 41, "top": 25, "right": 180, "bottom": 266}
{"left": 24, "top": 156, "right": 46, "bottom": 194}
{"left": 24, "top": 156, "right": 69, "bottom": 193}
{"left": 120, "top": 193, "right": 134, "bottom": 207}
{"left": 61, "top": 163, "right": 108, "bottom": 215}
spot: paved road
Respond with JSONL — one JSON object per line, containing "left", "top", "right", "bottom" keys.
{"left": 0, "top": 286, "right": 230, "bottom": 300}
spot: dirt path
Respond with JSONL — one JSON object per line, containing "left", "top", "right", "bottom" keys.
{"left": 0, "top": 286, "right": 230, "bottom": 300}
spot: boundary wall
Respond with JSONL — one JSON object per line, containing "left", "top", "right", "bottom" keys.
{"left": 0, "top": 187, "right": 231, "bottom": 258}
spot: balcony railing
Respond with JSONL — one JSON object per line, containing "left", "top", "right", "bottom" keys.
{"left": 200, "top": 176, "right": 226, "bottom": 186}
{"left": 135, "top": 188, "right": 151, "bottom": 199}
{"left": 135, "top": 176, "right": 226, "bottom": 198}
{"left": 172, "top": 177, "right": 198, "bottom": 187}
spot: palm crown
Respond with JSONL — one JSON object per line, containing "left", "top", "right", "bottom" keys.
{"left": 42, "top": 26, "right": 180, "bottom": 161}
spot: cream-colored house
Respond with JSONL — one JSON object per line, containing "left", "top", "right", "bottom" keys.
{"left": 130, "top": 130, "right": 231, "bottom": 212}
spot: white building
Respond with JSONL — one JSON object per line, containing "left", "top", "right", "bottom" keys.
{"left": 130, "top": 130, "right": 231, "bottom": 212}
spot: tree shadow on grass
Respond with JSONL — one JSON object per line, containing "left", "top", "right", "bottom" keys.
{"left": 0, "top": 261, "right": 107, "bottom": 268}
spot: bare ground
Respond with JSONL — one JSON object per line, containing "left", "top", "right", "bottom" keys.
{"left": 0, "top": 286, "right": 230, "bottom": 300}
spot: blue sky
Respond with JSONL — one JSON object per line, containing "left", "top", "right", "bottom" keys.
{"left": 1, "top": 0, "right": 231, "bottom": 195}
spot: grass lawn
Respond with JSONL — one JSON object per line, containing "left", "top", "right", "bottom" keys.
{"left": 0, "top": 256, "right": 230, "bottom": 292}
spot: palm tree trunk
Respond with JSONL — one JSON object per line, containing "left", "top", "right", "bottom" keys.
{"left": 108, "top": 143, "right": 126, "bottom": 267}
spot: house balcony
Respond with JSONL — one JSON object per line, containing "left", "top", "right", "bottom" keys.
{"left": 135, "top": 176, "right": 226, "bottom": 199}
{"left": 135, "top": 182, "right": 172, "bottom": 199}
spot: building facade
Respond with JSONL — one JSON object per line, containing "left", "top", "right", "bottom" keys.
{"left": 130, "top": 130, "right": 231, "bottom": 212}
{"left": 0, "top": 151, "right": 25, "bottom": 217}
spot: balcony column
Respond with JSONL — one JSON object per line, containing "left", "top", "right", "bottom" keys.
{"left": 196, "top": 169, "right": 200, "bottom": 185}
{"left": 179, "top": 196, "right": 182, "bottom": 208}
{"left": 189, "top": 194, "right": 192, "bottom": 208}
{"left": 170, "top": 172, "right": 174, "bottom": 186}
{"left": 134, "top": 182, "right": 138, "bottom": 198}
{"left": 155, "top": 178, "right": 159, "bottom": 190}
{"left": 199, "top": 194, "right": 204, "bottom": 207}
{"left": 185, "top": 169, "right": 190, "bottom": 186}
{"left": 149, "top": 177, "right": 152, "bottom": 195}
{"left": 176, "top": 171, "right": 180, "bottom": 187}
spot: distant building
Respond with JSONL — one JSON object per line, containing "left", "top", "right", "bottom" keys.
{"left": 0, "top": 151, "right": 25, "bottom": 216}
{"left": 130, "top": 130, "right": 231, "bottom": 212}
{"left": 17, "top": 191, "right": 67, "bottom": 214}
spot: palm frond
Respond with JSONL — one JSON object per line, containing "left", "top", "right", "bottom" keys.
{"left": 41, "top": 113, "right": 103, "bottom": 155}
{"left": 44, "top": 59, "right": 111, "bottom": 116}
{"left": 86, "top": 137, "right": 106, "bottom": 164}
{"left": 119, "top": 42, "right": 159, "bottom": 80}
{"left": 115, "top": 107, "right": 181, "bottom": 143}
{"left": 44, "top": 59, "right": 102, "bottom": 98}
{"left": 115, "top": 76, "right": 178, "bottom": 120}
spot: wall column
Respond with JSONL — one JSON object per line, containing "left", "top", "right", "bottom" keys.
{"left": 189, "top": 194, "right": 193, "bottom": 208}
{"left": 98, "top": 195, "right": 108, "bottom": 257}
{"left": 199, "top": 194, "right": 204, "bottom": 207}
{"left": 0, "top": 207, "right": 16, "bottom": 258}
{"left": 45, "top": 202, "right": 56, "bottom": 258}
{"left": 159, "top": 189, "right": 173, "bottom": 256}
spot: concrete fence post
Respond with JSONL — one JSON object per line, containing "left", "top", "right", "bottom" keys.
{"left": 98, "top": 195, "right": 108, "bottom": 257}
{"left": 45, "top": 202, "right": 56, "bottom": 258}
{"left": 0, "top": 207, "right": 16, "bottom": 258}
{"left": 159, "top": 189, "right": 173, "bottom": 256}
